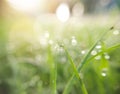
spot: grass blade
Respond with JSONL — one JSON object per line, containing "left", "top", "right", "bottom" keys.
{"left": 63, "top": 46, "right": 88, "bottom": 94}
{"left": 47, "top": 45, "right": 57, "bottom": 94}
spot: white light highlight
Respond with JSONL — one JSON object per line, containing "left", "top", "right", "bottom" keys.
{"left": 101, "top": 68, "right": 108, "bottom": 77}
{"left": 71, "top": 36, "right": 77, "bottom": 46}
{"left": 113, "top": 30, "right": 119, "bottom": 35}
{"left": 91, "top": 50, "right": 97, "bottom": 55}
{"left": 101, "top": 72, "right": 107, "bottom": 77}
{"left": 104, "top": 54, "right": 110, "bottom": 60}
{"left": 96, "top": 45, "right": 102, "bottom": 49}
{"left": 56, "top": 3, "right": 70, "bottom": 22}
{"left": 81, "top": 50, "right": 85, "bottom": 54}
{"left": 7, "top": 0, "right": 42, "bottom": 13}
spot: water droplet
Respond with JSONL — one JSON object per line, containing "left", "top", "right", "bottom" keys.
{"left": 113, "top": 30, "right": 119, "bottom": 35}
{"left": 55, "top": 45, "right": 64, "bottom": 53}
{"left": 95, "top": 55, "right": 101, "bottom": 60}
{"left": 81, "top": 50, "right": 85, "bottom": 54}
{"left": 104, "top": 54, "right": 110, "bottom": 60}
{"left": 101, "top": 68, "right": 108, "bottom": 77}
{"left": 96, "top": 45, "right": 102, "bottom": 49}
{"left": 101, "top": 72, "right": 107, "bottom": 77}
{"left": 54, "top": 44, "right": 64, "bottom": 54}
{"left": 71, "top": 37, "right": 77, "bottom": 46}
{"left": 91, "top": 50, "right": 97, "bottom": 55}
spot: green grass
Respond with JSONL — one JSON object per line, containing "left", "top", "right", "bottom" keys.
{"left": 63, "top": 45, "right": 88, "bottom": 94}
{"left": 0, "top": 16, "right": 120, "bottom": 94}
{"left": 47, "top": 45, "right": 57, "bottom": 94}
{"left": 62, "top": 27, "right": 111, "bottom": 94}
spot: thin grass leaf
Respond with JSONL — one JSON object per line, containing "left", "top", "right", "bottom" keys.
{"left": 63, "top": 46, "right": 88, "bottom": 94}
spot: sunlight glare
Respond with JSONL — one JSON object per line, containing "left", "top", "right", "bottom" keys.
{"left": 56, "top": 3, "right": 70, "bottom": 22}
{"left": 7, "top": 0, "right": 42, "bottom": 13}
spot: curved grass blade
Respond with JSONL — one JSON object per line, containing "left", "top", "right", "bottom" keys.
{"left": 63, "top": 46, "right": 88, "bottom": 94}
{"left": 63, "top": 43, "right": 120, "bottom": 94}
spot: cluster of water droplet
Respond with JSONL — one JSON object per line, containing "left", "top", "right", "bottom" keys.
{"left": 90, "top": 43, "right": 110, "bottom": 60}
{"left": 39, "top": 31, "right": 56, "bottom": 48}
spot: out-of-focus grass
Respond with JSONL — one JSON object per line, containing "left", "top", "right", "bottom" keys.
{"left": 1, "top": 15, "right": 120, "bottom": 94}
{"left": 47, "top": 45, "right": 57, "bottom": 94}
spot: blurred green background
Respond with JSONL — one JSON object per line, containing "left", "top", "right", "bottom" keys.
{"left": 0, "top": 0, "right": 120, "bottom": 94}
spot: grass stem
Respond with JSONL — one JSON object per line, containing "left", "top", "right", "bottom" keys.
{"left": 48, "top": 45, "right": 57, "bottom": 94}
{"left": 63, "top": 46, "right": 88, "bottom": 94}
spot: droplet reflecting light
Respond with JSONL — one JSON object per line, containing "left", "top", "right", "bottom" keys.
{"left": 71, "top": 37, "right": 77, "bottom": 46}
{"left": 113, "top": 30, "right": 119, "bottom": 35}
{"left": 104, "top": 54, "right": 110, "bottom": 60}
{"left": 91, "top": 50, "right": 97, "bottom": 55}
{"left": 101, "top": 68, "right": 108, "bottom": 77}
{"left": 101, "top": 72, "right": 107, "bottom": 77}
{"left": 81, "top": 50, "right": 85, "bottom": 54}
{"left": 96, "top": 45, "right": 102, "bottom": 49}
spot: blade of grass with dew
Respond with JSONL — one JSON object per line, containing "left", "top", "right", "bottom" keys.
{"left": 63, "top": 46, "right": 88, "bottom": 94}
{"left": 87, "top": 43, "right": 120, "bottom": 62}
{"left": 63, "top": 43, "right": 120, "bottom": 94}
{"left": 47, "top": 45, "right": 57, "bottom": 94}
{"left": 72, "top": 43, "right": 120, "bottom": 94}
{"left": 97, "top": 42, "right": 111, "bottom": 94}
{"left": 63, "top": 28, "right": 113, "bottom": 94}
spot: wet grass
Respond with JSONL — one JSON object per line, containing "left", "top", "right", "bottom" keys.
{"left": 0, "top": 16, "right": 120, "bottom": 94}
